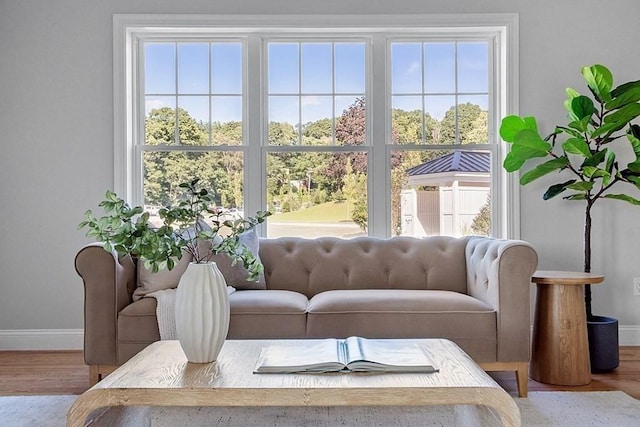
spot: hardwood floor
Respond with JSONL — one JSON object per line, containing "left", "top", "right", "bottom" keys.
{"left": 1, "top": 348, "right": 639, "bottom": 399}
{"left": 0, "top": 350, "right": 88, "bottom": 396}
{"left": 491, "top": 346, "right": 640, "bottom": 399}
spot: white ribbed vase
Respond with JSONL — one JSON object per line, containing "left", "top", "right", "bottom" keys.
{"left": 175, "top": 262, "right": 230, "bottom": 363}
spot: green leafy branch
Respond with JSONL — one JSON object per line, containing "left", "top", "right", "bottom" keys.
{"left": 79, "top": 178, "right": 271, "bottom": 278}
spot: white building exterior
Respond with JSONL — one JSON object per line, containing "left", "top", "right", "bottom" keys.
{"left": 401, "top": 151, "right": 490, "bottom": 237}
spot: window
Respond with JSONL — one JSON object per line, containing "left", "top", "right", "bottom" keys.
{"left": 265, "top": 40, "right": 368, "bottom": 237}
{"left": 267, "top": 42, "right": 366, "bottom": 146}
{"left": 389, "top": 40, "right": 492, "bottom": 237}
{"left": 141, "top": 41, "right": 244, "bottom": 221}
{"left": 114, "top": 14, "right": 519, "bottom": 239}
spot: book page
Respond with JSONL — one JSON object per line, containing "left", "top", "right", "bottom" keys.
{"left": 254, "top": 339, "right": 346, "bottom": 373}
{"left": 345, "top": 337, "right": 438, "bottom": 372}
{"left": 343, "top": 336, "right": 365, "bottom": 362}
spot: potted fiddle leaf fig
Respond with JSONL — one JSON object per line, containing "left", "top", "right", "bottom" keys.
{"left": 500, "top": 64, "right": 640, "bottom": 371}
{"left": 79, "top": 178, "right": 271, "bottom": 363}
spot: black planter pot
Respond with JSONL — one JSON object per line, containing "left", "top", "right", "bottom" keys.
{"left": 587, "top": 315, "right": 619, "bottom": 372}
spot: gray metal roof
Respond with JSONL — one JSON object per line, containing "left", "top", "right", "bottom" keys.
{"left": 406, "top": 150, "right": 490, "bottom": 176}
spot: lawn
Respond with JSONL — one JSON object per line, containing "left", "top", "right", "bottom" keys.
{"left": 268, "top": 201, "right": 353, "bottom": 223}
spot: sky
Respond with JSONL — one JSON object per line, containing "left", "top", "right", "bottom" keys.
{"left": 144, "top": 40, "right": 488, "bottom": 126}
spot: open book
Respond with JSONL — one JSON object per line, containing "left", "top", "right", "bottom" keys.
{"left": 254, "top": 337, "right": 438, "bottom": 374}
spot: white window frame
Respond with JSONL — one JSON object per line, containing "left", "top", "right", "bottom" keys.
{"left": 113, "top": 13, "right": 520, "bottom": 239}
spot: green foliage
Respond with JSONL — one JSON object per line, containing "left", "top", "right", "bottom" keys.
{"left": 500, "top": 64, "right": 640, "bottom": 205}
{"left": 143, "top": 151, "right": 240, "bottom": 207}
{"left": 500, "top": 64, "right": 640, "bottom": 316}
{"left": 440, "top": 103, "right": 487, "bottom": 144}
{"left": 268, "top": 121, "right": 297, "bottom": 145}
{"left": 79, "top": 179, "right": 271, "bottom": 279}
{"left": 582, "top": 65, "right": 613, "bottom": 103}
{"left": 213, "top": 121, "right": 242, "bottom": 145}
{"left": 302, "top": 118, "right": 333, "bottom": 144}
{"left": 145, "top": 107, "right": 207, "bottom": 146}
{"left": 471, "top": 195, "right": 491, "bottom": 236}
{"left": 392, "top": 109, "right": 437, "bottom": 143}
{"left": 342, "top": 160, "right": 367, "bottom": 232}
{"left": 141, "top": 95, "right": 489, "bottom": 237}
{"left": 519, "top": 157, "right": 570, "bottom": 185}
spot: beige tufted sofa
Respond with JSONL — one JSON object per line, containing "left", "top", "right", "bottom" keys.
{"left": 75, "top": 235, "right": 537, "bottom": 396}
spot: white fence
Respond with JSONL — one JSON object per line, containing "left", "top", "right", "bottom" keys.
{"left": 401, "top": 186, "right": 490, "bottom": 237}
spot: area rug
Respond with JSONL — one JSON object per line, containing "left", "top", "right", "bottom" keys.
{"left": 2, "top": 391, "right": 639, "bottom": 426}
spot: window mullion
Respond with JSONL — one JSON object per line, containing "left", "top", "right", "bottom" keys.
{"left": 208, "top": 42, "right": 213, "bottom": 145}
{"left": 133, "top": 37, "right": 144, "bottom": 206}
{"left": 369, "top": 35, "right": 388, "bottom": 238}
{"left": 332, "top": 42, "right": 336, "bottom": 145}
{"left": 421, "top": 42, "right": 426, "bottom": 145}
{"left": 245, "top": 36, "right": 263, "bottom": 223}
{"left": 297, "top": 42, "right": 302, "bottom": 145}
{"left": 173, "top": 43, "right": 180, "bottom": 145}
{"left": 454, "top": 42, "right": 459, "bottom": 144}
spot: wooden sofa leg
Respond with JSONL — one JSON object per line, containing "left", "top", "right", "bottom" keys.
{"left": 89, "top": 365, "right": 100, "bottom": 387}
{"left": 515, "top": 362, "right": 529, "bottom": 398}
{"left": 480, "top": 361, "right": 529, "bottom": 398}
{"left": 88, "top": 364, "right": 118, "bottom": 387}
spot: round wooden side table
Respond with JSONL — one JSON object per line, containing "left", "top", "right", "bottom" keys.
{"left": 530, "top": 270, "right": 604, "bottom": 386}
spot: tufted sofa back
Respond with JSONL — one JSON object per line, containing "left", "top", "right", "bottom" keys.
{"left": 259, "top": 236, "right": 468, "bottom": 298}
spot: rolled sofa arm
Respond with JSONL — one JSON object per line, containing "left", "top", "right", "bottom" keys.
{"left": 74, "top": 243, "right": 136, "bottom": 365}
{"left": 465, "top": 236, "right": 538, "bottom": 363}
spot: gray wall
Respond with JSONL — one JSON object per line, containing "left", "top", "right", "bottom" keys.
{"left": 2, "top": 0, "right": 640, "bottom": 347}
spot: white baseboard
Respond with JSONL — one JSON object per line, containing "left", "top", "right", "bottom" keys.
{"left": 1, "top": 326, "right": 640, "bottom": 351}
{"left": 619, "top": 325, "right": 640, "bottom": 346}
{"left": 0, "top": 329, "right": 83, "bottom": 350}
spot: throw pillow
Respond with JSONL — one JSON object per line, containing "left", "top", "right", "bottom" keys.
{"left": 209, "top": 228, "right": 266, "bottom": 290}
{"left": 133, "top": 251, "right": 193, "bottom": 301}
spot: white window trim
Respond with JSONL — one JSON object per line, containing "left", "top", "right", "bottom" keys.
{"left": 113, "top": 13, "right": 520, "bottom": 239}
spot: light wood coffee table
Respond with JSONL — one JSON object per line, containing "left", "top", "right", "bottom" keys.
{"left": 67, "top": 339, "right": 520, "bottom": 427}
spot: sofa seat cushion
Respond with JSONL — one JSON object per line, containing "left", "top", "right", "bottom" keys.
{"left": 118, "top": 290, "right": 310, "bottom": 356}
{"left": 306, "top": 289, "right": 497, "bottom": 361}
{"left": 117, "top": 298, "right": 161, "bottom": 363}
{"left": 228, "top": 290, "right": 308, "bottom": 339}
